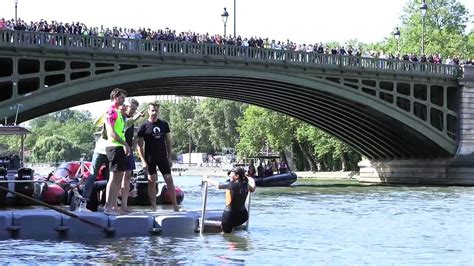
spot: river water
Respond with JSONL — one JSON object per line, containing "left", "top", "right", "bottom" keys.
{"left": 0, "top": 175, "right": 473, "bottom": 264}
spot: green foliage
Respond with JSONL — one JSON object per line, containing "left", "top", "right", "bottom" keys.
{"left": 135, "top": 98, "right": 245, "bottom": 156}
{"left": 388, "top": 0, "right": 471, "bottom": 58}
{"left": 20, "top": 109, "right": 96, "bottom": 162}
{"left": 236, "top": 106, "right": 269, "bottom": 157}
{"left": 31, "top": 135, "right": 81, "bottom": 162}
{"left": 168, "top": 97, "right": 199, "bottom": 154}
{"left": 201, "top": 98, "right": 245, "bottom": 151}
{"left": 0, "top": 136, "right": 22, "bottom": 156}
{"left": 237, "top": 106, "right": 360, "bottom": 171}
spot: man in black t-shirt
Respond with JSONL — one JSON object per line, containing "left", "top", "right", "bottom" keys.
{"left": 137, "top": 103, "right": 179, "bottom": 211}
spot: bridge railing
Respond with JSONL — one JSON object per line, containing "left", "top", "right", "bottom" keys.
{"left": 0, "top": 30, "right": 462, "bottom": 77}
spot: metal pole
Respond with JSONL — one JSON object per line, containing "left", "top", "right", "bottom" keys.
{"left": 233, "top": 0, "right": 236, "bottom": 38}
{"left": 14, "top": 0, "right": 18, "bottom": 23}
{"left": 224, "top": 22, "right": 227, "bottom": 37}
{"left": 20, "top": 134, "right": 24, "bottom": 167}
{"left": 200, "top": 181, "right": 209, "bottom": 234}
{"left": 421, "top": 15, "right": 425, "bottom": 55}
{"left": 245, "top": 192, "right": 251, "bottom": 230}
{"left": 188, "top": 131, "right": 192, "bottom": 166}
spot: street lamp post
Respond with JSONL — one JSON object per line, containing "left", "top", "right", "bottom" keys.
{"left": 221, "top": 7, "right": 229, "bottom": 37}
{"left": 394, "top": 27, "right": 401, "bottom": 54}
{"left": 233, "top": 0, "right": 236, "bottom": 38}
{"left": 14, "top": 0, "right": 18, "bottom": 23}
{"left": 420, "top": 0, "right": 428, "bottom": 55}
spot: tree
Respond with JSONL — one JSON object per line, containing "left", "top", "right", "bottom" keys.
{"left": 31, "top": 135, "right": 81, "bottom": 163}
{"left": 198, "top": 98, "right": 245, "bottom": 153}
{"left": 167, "top": 97, "right": 198, "bottom": 155}
{"left": 20, "top": 109, "right": 96, "bottom": 162}
{"left": 392, "top": 0, "right": 471, "bottom": 58}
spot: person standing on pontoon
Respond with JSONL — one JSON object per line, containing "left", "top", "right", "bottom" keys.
{"left": 103, "top": 88, "right": 130, "bottom": 215}
{"left": 137, "top": 102, "right": 179, "bottom": 211}
{"left": 120, "top": 98, "right": 144, "bottom": 212}
{"left": 202, "top": 167, "right": 256, "bottom": 233}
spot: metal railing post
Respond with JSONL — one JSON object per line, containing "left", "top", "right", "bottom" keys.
{"left": 200, "top": 181, "right": 209, "bottom": 234}
{"left": 245, "top": 192, "right": 251, "bottom": 230}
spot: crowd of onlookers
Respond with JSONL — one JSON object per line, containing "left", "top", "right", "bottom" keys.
{"left": 0, "top": 17, "right": 471, "bottom": 66}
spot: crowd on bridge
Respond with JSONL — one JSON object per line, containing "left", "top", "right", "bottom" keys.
{"left": 0, "top": 17, "right": 472, "bottom": 66}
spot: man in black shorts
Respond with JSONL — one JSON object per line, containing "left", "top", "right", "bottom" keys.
{"left": 104, "top": 88, "right": 130, "bottom": 215}
{"left": 137, "top": 103, "right": 179, "bottom": 211}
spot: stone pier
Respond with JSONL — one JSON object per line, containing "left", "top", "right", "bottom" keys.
{"left": 359, "top": 65, "right": 474, "bottom": 186}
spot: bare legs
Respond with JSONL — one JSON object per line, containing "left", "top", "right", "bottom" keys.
{"left": 104, "top": 170, "right": 123, "bottom": 214}
{"left": 147, "top": 173, "right": 158, "bottom": 211}
{"left": 163, "top": 174, "right": 179, "bottom": 211}
{"left": 120, "top": 170, "right": 132, "bottom": 212}
{"left": 147, "top": 173, "right": 179, "bottom": 211}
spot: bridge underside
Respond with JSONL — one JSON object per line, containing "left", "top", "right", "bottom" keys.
{"left": 10, "top": 76, "right": 451, "bottom": 160}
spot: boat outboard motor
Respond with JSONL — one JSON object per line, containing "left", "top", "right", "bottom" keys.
{"left": 15, "top": 167, "right": 35, "bottom": 205}
{"left": 0, "top": 167, "right": 7, "bottom": 205}
{"left": 9, "top": 155, "right": 21, "bottom": 170}
{"left": 0, "top": 156, "right": 10, "bottom": 169}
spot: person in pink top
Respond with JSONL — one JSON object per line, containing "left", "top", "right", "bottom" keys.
{"left": 103, "top": 88, "right": 130, "bottom": 215}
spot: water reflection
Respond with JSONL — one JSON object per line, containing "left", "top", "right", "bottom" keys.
{"left": 223, "top": 233, "right": 250, "bottom": 251}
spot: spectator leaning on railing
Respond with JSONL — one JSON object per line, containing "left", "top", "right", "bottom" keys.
{"left": 0, "top": 16, "right": 470, "bottom": 66}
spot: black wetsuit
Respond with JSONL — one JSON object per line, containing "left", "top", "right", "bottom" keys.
{"left": 219, "top": 180, "right": 249, "bottom": 233}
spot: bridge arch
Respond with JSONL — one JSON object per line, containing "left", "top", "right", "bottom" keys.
{"left": 6, "top": 66, "right": 453, "bottom": 160}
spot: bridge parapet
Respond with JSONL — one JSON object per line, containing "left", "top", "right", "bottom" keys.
{"left": 0, "top": 30, "right": 461, "bottom": 78}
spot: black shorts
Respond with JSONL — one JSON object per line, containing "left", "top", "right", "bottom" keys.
{"left": 146, "top": 155, "right": 171, "bottom": 176}
{"left": 221, "top": 209, "right": 248, "bottom": 233}
{"left": 105, "top": 146, "right": 127, "bottom": 172}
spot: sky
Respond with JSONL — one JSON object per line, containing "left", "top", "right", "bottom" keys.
{"left": 1, "top": 0, "right": 472, "bottom": 118}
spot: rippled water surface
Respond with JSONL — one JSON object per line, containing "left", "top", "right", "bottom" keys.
{"left": 1, "top": 175, "right": 473, "bottom": 264}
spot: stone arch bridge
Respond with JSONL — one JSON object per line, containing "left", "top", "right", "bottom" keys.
{"left": 0, "top": 30, "right": 472, "bottom": 184}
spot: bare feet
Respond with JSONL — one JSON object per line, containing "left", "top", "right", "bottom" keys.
{"left": 103, "top": 208, "right": 120, "bottom": 216}
{"left": 120, "top": 206, "right": 131, "bottom": 213}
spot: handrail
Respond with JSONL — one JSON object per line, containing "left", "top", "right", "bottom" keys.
{"left": 0, "top": 30, "right": 462, "bottom": 78}
{"left": 200, "top": 181, "right": 208, "bottom": 234}
{"left": 245, "top": 192, "right": 251, "bottom": 230}
{"left": 199, "top": 179, "right": 252, "bottom": 233}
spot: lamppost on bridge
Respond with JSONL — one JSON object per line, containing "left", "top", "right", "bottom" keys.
{"left": 393, "top": 27, "right": 400, "bottom": 54}
{"left": 233, "top": 0, "right": 236, "bottom": 38}
{"left": 420, "top": 0, "right": 428, "bottom": 55}
{"left": 221, "top": 7, "right": 229, "bottom": 37}
{"left": 14, "top": 0, "right": 18, "bottom": 23}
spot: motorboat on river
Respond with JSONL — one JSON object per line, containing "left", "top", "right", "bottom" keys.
{"left": 245, "top": 155, "right": 297, "bottom": 187}
{"left": 254, "top": 171, "right": 297, "bottom": 187}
